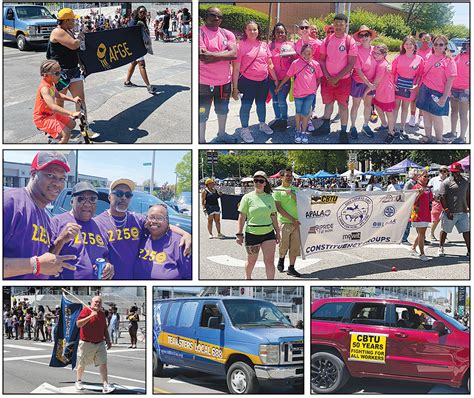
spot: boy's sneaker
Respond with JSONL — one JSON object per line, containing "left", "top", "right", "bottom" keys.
{"left": 259, "top": 123, "right": 273, "bottom": 135}
{"left": 217, "top": 233, "right": 226, "bottom": 239}
{"left": 452, "top": 137, "right": 466, "bottom": 144}
{"left": 277, "top": 258, "right": 285, "bottom": 272}
{"left": 147, "top": 85, "right": 156, "bottom": 94}
{"left": 75, "top": 381, "right": 85, "bottom": 391}
{"left": 419, "top": 254, "right": 430, "bottom": 262}
{"left": 374, "top": 125, "right": 388, "bottom": 132}
{"left": 331, "top": 114, "right": 340, "bottom": 123}
{"left": 362, "top": 125, "right": 375, "bottom": 138}
{"left": 287, "top": 266, "right": 301, "bottom": 277}
{"left": 102, "top": 384, "right": 115, "bottom": 394}
{"left": 301, "top": 132, "right": 309, "bottom": 144}
{"left": 349, "top": 126, "right": 358, "bottom": 140}
{"left": 240, "top": 127, "right": 254, "bottom": 143}
{"left": 443, "top": 131, "right": 456, "bottom": 140}
{"left": 339, "top": 131, "right": 349, "bottom": 144}
{"left": 437, "top": 247, "right": 445, "bottom": 257}
{"left": 295, "top": 132, "right": 302, "bottom": 143}
{"left": 408, "top": 115, "right": 416, "bottom": 127}
{"left": 400, "top": 132, "right": 410, "bottom": 141}
{"left": 307, "top": 120, "right": 315, "bottom": 132}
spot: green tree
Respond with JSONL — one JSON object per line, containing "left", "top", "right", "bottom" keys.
{"left": 433, "top": 24, "right": 469, "bottom": 39}
{"left": 175, "top": 152, "right": 191, "bottom": 196}
{"left": 402, "top": 3, "right": 454, "bottom": 32}
{"left": 288, "top": 150, "right": 347, "bottom": 174}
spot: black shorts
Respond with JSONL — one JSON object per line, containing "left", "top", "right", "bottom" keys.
{"left": 55, "top": 66, "right": 84, "bottom": 91}
{"left": 199, "top": 83, "right": 231, "bottom": 122}
{"left": 244, "top": 231, "right": 276, "bottom": 246}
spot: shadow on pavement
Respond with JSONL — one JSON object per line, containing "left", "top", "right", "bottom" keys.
{"left": 91, "top": 84, "right": 190, "bottom": 143}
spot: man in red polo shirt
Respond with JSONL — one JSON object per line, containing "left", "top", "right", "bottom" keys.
{"left": 75, "top": 296, "right": 115, "bottom": 393}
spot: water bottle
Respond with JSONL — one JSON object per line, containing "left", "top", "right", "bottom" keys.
{"left": 431, "top": 95, "right": 440, "bottom": 103}
{"left": 95, "top": 258, "right": 106, "bottom": 279}
{"left": 80, "top": 40, "right": 86, "bottom": 51}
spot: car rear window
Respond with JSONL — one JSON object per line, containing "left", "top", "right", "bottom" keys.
{"left": 350, "top": 303, "right": 387, "bottom": 326}
{"left": 312, "top": 302, "right": 351, "bottom": 322}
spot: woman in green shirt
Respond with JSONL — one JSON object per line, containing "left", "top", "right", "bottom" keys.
{"left": 236, "top": 171, "right": 280, "bottom": 279}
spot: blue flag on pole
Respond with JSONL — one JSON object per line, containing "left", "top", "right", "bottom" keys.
{"left": 49, "top": 295, "right": 82, "bottom": 368}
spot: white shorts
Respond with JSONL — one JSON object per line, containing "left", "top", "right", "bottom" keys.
{"left": 412, "top": 221, "right": 429, "bottom": 228}
{"left": 136, "top": 56, "right": 145, "bottom": 62}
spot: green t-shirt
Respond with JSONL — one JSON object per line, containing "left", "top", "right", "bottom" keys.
{"left": 273, "top": 185, "right": 299, "bottom": 224}
{"left": 238, "top": 191, "right": 277, "bottom": 235}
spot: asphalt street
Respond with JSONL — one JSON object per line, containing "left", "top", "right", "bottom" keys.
{"left": 3, "top": 336, "right": 145, "bottom": 394}
{"left": 153, "top": 365, "right": 303, "bottom": 394}
{"left": 203, "top": 89, "right": 468, "bottom": 145}
{"left": 199, "top": 211, "right": 470, "bottom": 280}
{"left": 3, "top": 38, "right": 191, "bottom": 144}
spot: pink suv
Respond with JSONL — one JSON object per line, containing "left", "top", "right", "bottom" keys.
{"left": 311, "top": 297, "right": 470, "bottom": 393}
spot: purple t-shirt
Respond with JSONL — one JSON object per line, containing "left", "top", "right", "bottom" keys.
{"left": 50, "top": 212, "right": 108, "bottom": 280}
{"left": 133, "top": 230, "right": 192, "bottom": 279}
{"left": 93, "top": 211, "right": 144, "bottom": 279}
{"left": 4, "top": 188, "right": 50, "bottom": 280}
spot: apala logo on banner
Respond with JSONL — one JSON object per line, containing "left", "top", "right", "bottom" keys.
{"left": 337, "top": 196, "right": 373, "bottom": 230}
{"left": 305, "top": 209, "right": 331, "bottom": 219}
{"left": 79, "top": 26, "right": 147, "bottom": 75}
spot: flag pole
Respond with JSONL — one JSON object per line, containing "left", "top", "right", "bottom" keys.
{"left": 61, "top": 288, "right": 89, "bottom": 307}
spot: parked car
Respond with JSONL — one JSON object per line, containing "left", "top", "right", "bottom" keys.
{"left": 3, "top": 4, "right": 57, "bottom": 50}
{"left": 451, "top": 37, "right": 468, "bottom": 50}
{"left": 311, "top": 297, "right": 469, "bottom": 393}
{"left": 153, "top": 297, "right": 304, "bottom": 394}
{"left": 50, "top": 187, "right": 191, "bottom": 233}
{"left": 448, "top": 40, "right": 460, "bottom": 56}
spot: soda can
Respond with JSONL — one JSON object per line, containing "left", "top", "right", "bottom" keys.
{"left": 95, "top": 258, "right": 106, "bottom": 279}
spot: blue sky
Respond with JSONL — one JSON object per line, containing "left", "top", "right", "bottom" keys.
{"left": 452, "top": 3, "right": 469, "bottom": 27}
{"left": 4, "top": 150, "right": 190, "bottom": 186}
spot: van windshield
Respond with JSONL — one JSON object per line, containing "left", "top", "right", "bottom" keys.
{"left": 430, "top": 306, "right": 469, "bottom": 331}
{"left": 15, "top": 6, "right": 54, "bottom": 19}
{"left": 223, "top": 299, "right": 293, "bottom": 328}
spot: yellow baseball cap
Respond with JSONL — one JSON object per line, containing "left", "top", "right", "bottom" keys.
{"left": 57, "top": 8, "right": 79, "bottom": 20}
{"left": 205, "top": 178, "right": 215, "bottom": 185}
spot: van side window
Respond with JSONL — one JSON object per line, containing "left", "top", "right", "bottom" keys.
{"left": 311, "top": 302, "right": 351, "bottom": 322}
{"left": 200, "top": 304, "right": 222, "bottom": 328}
{"left": 155, "top": 302, "right": 170, "bottom": 327}
{"left": 395, "top": 305, "right": 436, "bottom": 330}
{"left": 350, "top": 303, "right": 387, "bottom": 326}
{"left": 166, "top": 302, "right": 182, "bottom": 327}
{"left": 177, "top": 302, "right": 198, "bottom": 328}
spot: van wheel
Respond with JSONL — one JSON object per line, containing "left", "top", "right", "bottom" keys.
{"left": 226, "top": 362, "right": 259, "bottom": 394}
{"left": 311, "top": 352, "right": 349, "bottom": 394}
{"left": 16, "top": 34, "right": 29, "bottom": 51}
{"left": 153, "top": 350, "right": 163, "bottom": 376}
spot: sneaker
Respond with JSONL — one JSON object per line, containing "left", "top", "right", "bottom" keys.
{"left": 362, "top": 125, "right": 375, "bottom": 138}
{"left": 294, "top": 132, "right": 302, "bottom": 144}
{"left": 124, "top": 81, "right": 135, "bottom": 87}
{"left": 277, "top": 258, "right": 285, "bottom": 272}
{"left": 384, "top": 134, "right": 395, "bottom": 144}
{"left": 452, "top": 137, "right": 466, "bottom": 144}
{"left": 399, "top": 132, "right": 410, "bottom": 141}
{"left": 210, "top": 133, "right": 238, "bottom": 144}
{"left": 301, "top": 132, "right": 309, "bottom": 144}
{"left": 209, "top": 234, "right": 215, "bottom": 239}
{"left": 102, "top": 384, "right": 115, "bottom": 394}
{"left": 147, "top": 85, "right": 156, "bottom": 94}
{"left": 419, "top": 254, "right": 430, "bottom": 262}
{"left": 307, "top": 120, "right": 315, "bottom": 132}
{"left": 259, "top": 123, "right": 273, "bottom": 135}
{"left": 287, "top": 266, "right": 301, "bottom": 277}
{"left": 430, "top": 235, "right": 438, "bottom": 241}
{"left": 217, "top": 233, "right": 226, "bottom": 239}
{"left": 339, "top": 131, "right": 349, "bottom": 144}
{"left": 75, "top": 381, "right": 85, "bottom": 391}
{"left": 349, "top": 126, "right": 358, "bottom": 140}
{"left": 240, "top": 127, "right": 254, "bottom": 143}
{"left": 313, "top": 123, "right": 330, "bottom": 136}
{"left": 443, "top": 131, "right": 456, "bottom": 139}
{"left": 331, "top": 114, "right": 340, "bottom": 123}
{"left": 408, "top": 115, "right": 416, "bottom": 127}
{"left": 409, "top": 248, "right": 418, "bottom": 256}
{"left": 437, "top": 247, "right": 445, "bottom": 257}
{"left": 374, "top": 125, "right": 388, "bottom": 132}
{"left": 418, "top": 116, "right": 424, "bottom": 129}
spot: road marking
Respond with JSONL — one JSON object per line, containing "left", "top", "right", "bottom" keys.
{"left": 22, "top": 359, "right": 146, "bottom": 384}
{"left": 3, "top": 344, "right": 45, "bottom": 351}
{"left": 31, "top": 382, "right": 146, "bottom": 394}
{"left": 108, "top": 353, "right": 145, "bottom": 361}
{"left": 4, "top": 348, "right": 144, "bottom": 361}
{"left": 207, "top": 255, "right": 319, "bottom": 270}
{"left": 154, "top": 387, "right": 171, "bottom": 394}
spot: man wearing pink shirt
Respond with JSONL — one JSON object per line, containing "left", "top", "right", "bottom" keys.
{"left": 314, "top": 14, "right": 357, "bottom": 144}
{"left": 199, "top": 7, "right": 237, "bottom": 144}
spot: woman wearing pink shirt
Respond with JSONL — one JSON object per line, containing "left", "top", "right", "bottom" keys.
{"left": 276, "top": 44, "right": 323, "bottom": 143}
{"left": 411, "top": 32, "right": 432, "bottom": 128}
{"left": 232, "top": 21, "right": 279, "bottom": 143}
{"left": 392, "top": 36, "right": 424, "bottom": 140}
{"left": 416, "top": 35, "right": 457, "bottom": 143}
{"left": 268, "top": 23, "right": 295, "bottom": 132}
{"left": 448, "top": 39, "right": 469, "bottom": 144}
{"left": 349, "top": 25, "right": 378, "bottom": 140}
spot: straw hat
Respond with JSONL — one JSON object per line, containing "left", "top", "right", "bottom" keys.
{"left": 354, "top": 25, "right": 377, "bottom": 42}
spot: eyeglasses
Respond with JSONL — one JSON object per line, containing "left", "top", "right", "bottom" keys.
{"left": 48, "top": 71, "right": 61, "bottom": 77}
{"left": 327, "top": 30, "right": 334, "bottom": 34}
{"left": 283, "top": 174, "right": 293, "bottom": 178}
{"left": 253, "top": 179, "right": 266, "bottom": 184}
{"left": 112, "top": 190, "right": 133, "bottom": 199}
{"left": 147, "top": 216, "right": 167, "bottom": 222}
{"left": 359, "top": 33, "right": 371, "bottom": 38}
{"left": 76, "top": 195, "right": 98, "bottom": 204}
{"left": 433, "top": 43, "right": 446, "bottom": 47}
{"left": 299, "top": 26, "right": 309, "bottom": 30}
{"left": 440, "top": 170, "right": 448, "bottom": 173}
{"left": 207, "top": 13, "right": 222, "bottom": 19}
{"left": 373, "top": 52, "right": 382, "bottom": 56}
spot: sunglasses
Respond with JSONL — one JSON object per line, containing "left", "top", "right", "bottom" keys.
{"left": 76, "top": 195, "right": 98, "bottom": 204}
{"left": 299, "top": 26, "right": 309, "bottom": 30}
{"left": 48, "top": 71, "right": 61, "bottom": 77}
{"left": 112, "top": 190, "right": 133, "bottom": 199}
{"left": 440, "top": 170, "right": 448, "bottom": 173}
{"left": 359, "top": 33, "right": 371, "bottom": 38}
{"left": 433, "top": 43, "right": 446, "bottom": 47}
{"left": 253, "top": 179, "right": 266, "bottom": 184}
{"left": 373, "top": 52, "right": 383, "bottom": 56}
{"left": 283, "top": 174, "right": 293, "bottom": 178}
{"left": 207, "top": 13, "right": 222, "bottom": 19}
{"left": 327, "top": 30, "right": 334, "bottom": 34}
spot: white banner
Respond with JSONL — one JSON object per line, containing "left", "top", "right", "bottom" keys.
{"left": 297, "top": 189, "right": 418, "bottom": 259}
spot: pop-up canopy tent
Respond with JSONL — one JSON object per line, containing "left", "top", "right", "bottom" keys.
{"left": 454, "top": 155, "right": 470, "bottom": 170}
{"left": 312, "top": 170, "right": 336, "bottom": 178}
{"left": 340, "top": 169, "right": 363, "bottom": 178}
{"left": 384, "top": 159, "right": 423, "bottom": 174}
{"left": 364, "top": 171, "right": 384, "bottom": 177}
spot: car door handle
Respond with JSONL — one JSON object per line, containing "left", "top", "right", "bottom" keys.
{"left": 339, "top": 327, "right": 352, "bottom": 332}
{"left": 395, "top": 332, "right": 408, "bottom": 338}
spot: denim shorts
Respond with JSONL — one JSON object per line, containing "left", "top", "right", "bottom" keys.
{"left": 441, "top": 212, "right": 469, "bottom": 234}
{"left": 451, "top": 88, "right": 470, "bottom": 103}
{"left": 416, "top": 84, "right": 449, "bottom": 116}
{"left": 55, "top": 66, "right": 84, "bottom": 91}
{"left": 294, "top": 94, "right": 315, "bottom": 116}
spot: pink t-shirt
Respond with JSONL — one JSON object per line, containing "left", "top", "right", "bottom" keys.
{"left": 295, "top": 37, "right": 322, "bottom": 61}
{"left": 352, "top": 45, "right": 377, "bottom": 83}
{"left": 236, "top": 39, "right": 272, "bottom": 81}
{"left": 411, "top": 183, "right": 433, "bottom": 223}
{"left": 286, "top": 58, "right": 323, "bottom": 98}
{"left": 452, "top": 52, "right": 469, "bottom": 90}
{"left": 417, "top": 46, "right": 432, "bottom": 61}
{"left": 421, "top": 54, "right": 457, "bottom": 93}
{"left": 269, "top": 41, "right": 295, "bottom": 80}
{"left": 320, "top": 33, "right": 358, "bottom": 79}
{"left": 374, "top": 59, "right": 395, "bottom": 103}
{"left": 199, "top": 26, "right": 236, "bottom": 86}
{"left": 392, "top": 53, "right": 424, "bottom": 82}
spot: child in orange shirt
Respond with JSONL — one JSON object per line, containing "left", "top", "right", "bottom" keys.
{"left": 33, "top": 60, "right": 81, "bottom": 143}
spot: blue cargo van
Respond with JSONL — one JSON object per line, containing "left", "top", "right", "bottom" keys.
{"left": 153, "top": 297, "right": 304, "bottom": 394}
{"left": 3, "top": 4, "right": 57, "bottom": 50}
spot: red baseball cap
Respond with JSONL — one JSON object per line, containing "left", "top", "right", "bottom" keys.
{"left": 449, "top": 162, "right": 463, "bottom": 173}
{"left": 31, "top": 151, "right": 70, "bottom": 173}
